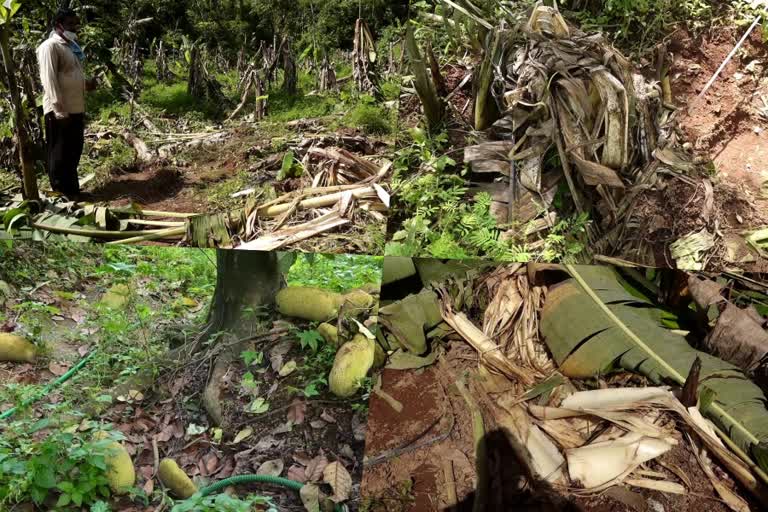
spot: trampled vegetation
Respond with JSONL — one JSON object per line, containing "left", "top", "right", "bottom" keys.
{"left": 0, "top": 0, "right": 408, "bottom": 253}
{"left": 388, "top": 0, "right": 768, "bottom": 270}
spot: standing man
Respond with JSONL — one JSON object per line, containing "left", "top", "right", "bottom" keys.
{"left": 36, "top": 8, "right": 96, "bottom": 199}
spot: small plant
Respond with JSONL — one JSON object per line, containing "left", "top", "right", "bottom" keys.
{"left": 346, "top": 103, "right": 392, "bottom": 135}
{"left": 296, "top": 328, "right": 323, "bottom": 353}
{"left": 0, "top": 419, "right": 115, "bottom": 509}
{"left": 171, "top": 492, "right": 278, "bottom": 512}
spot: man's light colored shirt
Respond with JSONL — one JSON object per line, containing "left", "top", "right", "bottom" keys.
{"left": 36, "top": 32, "right": 86, "bottom": 116}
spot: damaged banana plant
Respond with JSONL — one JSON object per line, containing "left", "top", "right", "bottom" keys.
{"left": 353, "top": 18, "right": 381, "bottom": 99}
{"left": 539, "top": 264, "right": 768, "bottom": 483}
{"left": 460, "top": 2, "right": 741, "bottom": 266}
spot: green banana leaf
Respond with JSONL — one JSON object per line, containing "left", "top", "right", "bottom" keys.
{"left": 540, "top": 265, "right": 768, "bottom": 472}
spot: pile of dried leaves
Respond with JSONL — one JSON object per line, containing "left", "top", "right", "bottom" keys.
{"left": 460, "top": 3, "right": 767, "bottom": 269}
{"left": 375, "top": 259, "right": 768, "bottom": 510}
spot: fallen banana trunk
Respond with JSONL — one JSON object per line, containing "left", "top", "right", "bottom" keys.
{"left": 438, "top": 290, "right": 535, "bottom": 387}
{"left": 257, "top": 186, "right": 379, "bottom": 217}
{"left": 239, "top": 211, "right": 351, "bottom": 251}
{"left": 307, "top": 147, "right": 382, "bottom": 178}
{"left": 530, "top": 386, "right": 768, "bottom": 505}
{"left": 566, "top": 431, "right": 676, "bottom": 490}
{"left": 118, "top": 129, "right": 158, "bottom": 164}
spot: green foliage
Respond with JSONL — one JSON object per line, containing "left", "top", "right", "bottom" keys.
{"left": 389, "top": 130, "right": 589, "bottom": 262}
{"left": 277, "top": 151, "right": 304, "bottom": 180}
{"left": 171, "top": 492, "right": 277, "bottom": 512}
{"left": 140, "top": 81, "right": 219, "bottom": 117}
{"left": 287, "top": 254, "right": 383, "bottom": 292}
{"left": 345, "top": 103, "right": 392, "bottom": 135}
{"left": 563, "top": 0, "right": 712, "bottom": 50}
{"left": 297, "top": 329, "right": 324, "bottom": 353}
{"left": 0, "top": 418, "right": 114, "bottom": 509}
{"left": 267, "top": 86, "right": 338, "bottom": 122}
{"left": 241, "top": 349, "right": 264, "bottom": 367}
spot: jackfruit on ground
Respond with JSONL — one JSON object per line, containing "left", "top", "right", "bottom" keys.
{"left": 277, "top": 287, "right": 342, "bottom": 321}
{"left": 158, "top": 458, "right": 198, "bottom": 499}
{"left": 0, "top": 333, "right": 36, "bottom": 363}
{"left": 318, "top": 322, "right": 340, "bottom": 347}
{"left": 93, "top": 431, "right": 136, "bottom": 494}
{"left": 341, "top": 289, "right": 375, "bottom": 312}
{"left": 329, "top": 334, "right": 375, "bottom": 398}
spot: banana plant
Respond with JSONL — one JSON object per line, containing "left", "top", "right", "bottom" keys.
{"left": 540, "top": 265, "right": 768, "bottom": 481}
{"left": 0, "top": 0, "right": 39, "bottom": 201}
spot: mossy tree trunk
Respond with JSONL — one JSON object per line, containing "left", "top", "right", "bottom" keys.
{"left": 203, "top": 249, "right": 282, "bottom": 339}
{"left": 200, "top": 249, "right": 283, "bottom": 427}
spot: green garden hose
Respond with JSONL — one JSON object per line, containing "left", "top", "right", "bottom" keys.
{"left": 198, "top": 474, "right": 346, "bottom": 512}
{"left": 1, "top": 357, "right": 347, "bottom": 512}
{"left": 0, "top": 350, "right": 97, "bottom": 421}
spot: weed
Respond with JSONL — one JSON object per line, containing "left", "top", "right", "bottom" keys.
{"left": 287, "top": 254, "right": 383, "bottom": 293}
{"left": 171, "top": 492, "right": 278, "bottom": 512}
{"left": 0, "top": 418, "right": 116, "bottom": 509}
{"left": 139, "top": 80, "right": 226, "bottom": 118}
{"left": 345, "top": 103, "right": 392, "bottom": 135}
{"left": 563, "top": 0, "right": 712, "bottom": 51}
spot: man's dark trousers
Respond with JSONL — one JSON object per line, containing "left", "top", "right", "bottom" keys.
{"left": 45, "top": 112, "right": 85, "bottom": 197}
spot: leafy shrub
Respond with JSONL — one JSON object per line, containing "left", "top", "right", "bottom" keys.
{"left": 0, "top": 419, "right": 116, "bottom": 509}
{"left": 346, "top": 104, "right": 392, "bottom": 135}
{"left": 171, "top": 492, "right": 277, "bottom": 512}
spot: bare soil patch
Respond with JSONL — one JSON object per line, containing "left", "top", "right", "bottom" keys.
{"left": 672, "top": 27, "right": 768, "bottom": 208}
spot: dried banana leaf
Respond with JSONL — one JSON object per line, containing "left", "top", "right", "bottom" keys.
{"left": 539, "top": 265, "right": 768, "bottom": 476}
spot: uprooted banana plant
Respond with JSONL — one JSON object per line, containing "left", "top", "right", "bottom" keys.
{"left": 452, "top": 2, "right": 757, "bottom": 268}
{"left": 539, "top": 264, "right": 768, "bottom": 484}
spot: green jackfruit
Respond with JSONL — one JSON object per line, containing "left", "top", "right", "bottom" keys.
{"left": 277, "top": 287, "right": 342, "bottom": 321}
{"left": 0, "top": 333, "right": 36, "bottom": 363}
{"left": 341, "top": 289, "right": 375, "bottom": 311}
{"left": 329, "top": 334, "right": 375, "bottom": 398}
{"left": 318, "top": 322, "right": 340, "bottom": 347}
{"left": 93, "top": 432, "right": 136, "bottom": 494}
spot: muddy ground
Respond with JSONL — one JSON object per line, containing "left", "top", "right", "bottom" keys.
{"left": 645, "top": 25, "right": 768, "bottom": 271}
{"left": 672, "top": 26, "right": 768, "bottom": 207}
{"left": 361, "top": 341, "right": 748, "bottom": 512}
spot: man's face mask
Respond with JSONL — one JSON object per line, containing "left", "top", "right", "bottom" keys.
{"left": 63, "top": 30, "right": 78, "bottom": 41}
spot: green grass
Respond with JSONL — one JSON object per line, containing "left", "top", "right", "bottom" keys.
{"left": 287, "top": 254, "right": 383, "bottom": 292}
{"left": 344, "top": 103, "right": 393, "bottom": 135}
{"left": 266, "top": 87, "right": 340, "bottom": 122}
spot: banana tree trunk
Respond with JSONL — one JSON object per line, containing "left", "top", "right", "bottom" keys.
{"left": 405, "top": 25, "right": 444, "bottom": 131}
{"left": 0, "top": 25, "right": 39, "bottom": 201}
